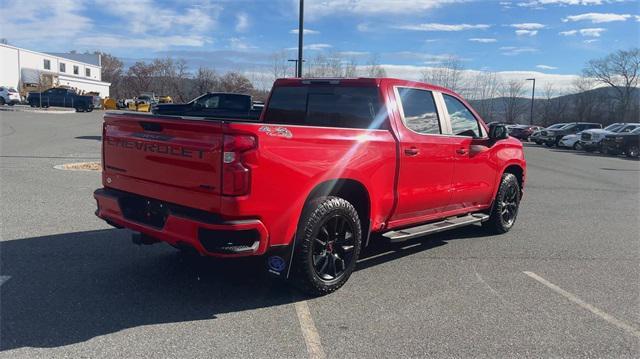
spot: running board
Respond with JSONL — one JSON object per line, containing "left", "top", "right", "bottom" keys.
{"left": 383, "top": 213, "right": 490, "bottom": 243}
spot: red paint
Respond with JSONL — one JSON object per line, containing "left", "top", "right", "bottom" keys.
{"left": 94, "top": 78, "right": 526, "bottom": 257}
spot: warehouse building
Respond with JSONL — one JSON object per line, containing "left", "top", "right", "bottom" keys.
{"left": 0, "top": 43, "right": 110, "bottom": 98}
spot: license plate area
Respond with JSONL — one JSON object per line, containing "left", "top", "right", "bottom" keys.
{"left": 120, "top": 195, "right": 169, "bottom": 229}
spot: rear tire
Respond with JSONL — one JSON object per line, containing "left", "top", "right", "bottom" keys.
{"left": 545, "top": 141, "right": 554, "bottom": 147}
{"left": 626, "top": 145, "right": 639, "bottom": 158}
{"left": 0, "top": 97, "right": 5, "bottom": 105}
{"left": 292, "top": 196, "right": 362, "bottom": 296}
{"left": 483, "top": 173, "right": 521, "bottom": 234}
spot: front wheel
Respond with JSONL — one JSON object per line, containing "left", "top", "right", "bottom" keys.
{"left": 483, "top": 173, "right": 521, "bottom": 234}
{"left": 292, "top": 196, "right": 362, "bottom": 296}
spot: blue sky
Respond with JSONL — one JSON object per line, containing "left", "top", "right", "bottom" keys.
{"left": 1, "top": 0, "right": 638, "bottom": 90}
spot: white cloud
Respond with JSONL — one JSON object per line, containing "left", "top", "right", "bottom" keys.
{"left": 563, "top": 13, "right": 632, "bottom": 23}
{"left": 579, "top": 28, "right": 607, "bottom": 37}
{"left": 559, "top": 28, "right": 606, "bottom": 37}
{"left": 304, "top": 0, "right": 466, "bottom": 16}
{"left": 235, "top": 13, "right": 249, "bottom": 32}
{"left": 469, "top": 38, "right": 498, "bottom": 43}
{"left": 536, "top": 64, "right": 558, "bottom": 70}
{"left": 0, "top": 0, "right": 92, "bottom": 45}
{"left": 76, "top": 35, "right": 209, "bottom": 50}
{"left": 375, "top": 64, "right": 580, "bottom": 94}
{"left": 519, "top": 0, "right": 609, "bottom": 8}
{"left": 96, "top": 0, "right": 220, "bottom": 34}
{"left": 229, "top": 37, "right": 257, "bottom": 51}
{"left": 338, "top": 51, "right": 370, "bottom": 57}
{"left": 395, "top": 23, "right": 491, "bottom": 31}
{"left": 287, "top": 43, "right": 333, "bottom": 51}
{"left": 516, "top": 30, "right": 539, "bottom": 36}
{"left": 290, "top": 29, "right": 320, "bottom": 35}
{"left": 511, "top": 23, "right": 546, "bottom": 30}
{"left": 583, "top": 39, "right": 600, "bottom": 43}
{"left": 500, "top": 46, "right": 538, "bottom": 55}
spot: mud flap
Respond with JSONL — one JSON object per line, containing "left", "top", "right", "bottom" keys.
{"left": 265, "top": 244, "right": 294, "bottom": 279}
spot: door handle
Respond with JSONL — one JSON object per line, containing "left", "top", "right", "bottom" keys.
{"left": 456, "top": 148, "right": 468, "bottom": 155}
{"left": 404, "top": 147, "right": 419, "bottom": 156}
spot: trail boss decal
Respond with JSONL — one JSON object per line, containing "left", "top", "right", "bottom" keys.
{"left": 106, "top": 136, "right": 206, "bottom": 159}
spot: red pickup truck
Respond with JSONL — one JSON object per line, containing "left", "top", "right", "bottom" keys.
{"left": 94, "top": 78, "right": 526, "bottom": 295}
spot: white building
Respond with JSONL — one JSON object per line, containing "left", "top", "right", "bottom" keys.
{"left": 0, "top": 43, "right": 111, "bottom": 98}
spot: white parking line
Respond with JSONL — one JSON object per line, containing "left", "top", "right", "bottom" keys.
{"left": 523, "top": 271, "right": 640, "bottom": 338}
{"left": 0, "top": 275, "right": 10, "bottom": 286}
{"left": 294, "top": 301, "right": 326, "bottom": 359}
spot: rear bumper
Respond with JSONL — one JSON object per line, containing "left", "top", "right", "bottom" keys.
{"left": 94, "top": 188, "right": 269, "bottom": 257}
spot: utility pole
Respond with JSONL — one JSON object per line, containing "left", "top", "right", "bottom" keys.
{"left": 288, "top": 59, "right": 305, "bottom": 77}
{"left": 526, "top": 78, "right": 536, "bottom": 125}
{"left": 297, "top": 0, "right": 304, "bottom": 77}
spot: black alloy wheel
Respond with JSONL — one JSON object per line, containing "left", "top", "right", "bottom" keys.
{"left": 311, "top": 214, "right": 356, "bottom": 281}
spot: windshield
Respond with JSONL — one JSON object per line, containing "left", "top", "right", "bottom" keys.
{"left": 548, "top": 123, "right": 566, "bottom": 129}
{"left": 631, "top": 127, "right": 640, "bottom": 134}
{"left": 604, "top": 123, "right": 623, "bottom": 131}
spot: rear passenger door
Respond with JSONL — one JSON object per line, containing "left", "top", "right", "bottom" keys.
{"left": 388, "top": 87, "right": 456, "bottom": 226}
{"left": 440, "top": 93, "right": 496, "bottom": 211}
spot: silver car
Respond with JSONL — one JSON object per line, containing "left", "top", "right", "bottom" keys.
{"left": 0, "top": 86, "right": 22, "bottom": 105}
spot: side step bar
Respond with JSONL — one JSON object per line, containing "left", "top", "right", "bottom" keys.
{"left": 382, "top": 213, "right": 490, "bottom": 243}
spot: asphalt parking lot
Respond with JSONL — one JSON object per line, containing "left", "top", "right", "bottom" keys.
{"left": 1, "top": 110, "right": 639, "bottom": 358}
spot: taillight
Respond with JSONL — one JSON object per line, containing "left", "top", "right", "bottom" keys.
{"left": 222, "top": 134, "right": 257, "bottom": 196}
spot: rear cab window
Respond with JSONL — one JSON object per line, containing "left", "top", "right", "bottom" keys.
{"left": 396, "top": 87, "right": 441, "bottom": 135}
{"left": 263, "top": 84, "right": 388, "bottom": 129}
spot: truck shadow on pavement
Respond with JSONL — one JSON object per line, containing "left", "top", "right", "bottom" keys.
{"left": 0, "top": 226, "right": 485, "bottom": 351}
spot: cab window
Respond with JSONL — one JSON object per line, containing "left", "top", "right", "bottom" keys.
{"left": 397, "top": 88, "right": 441, "bottom": 135}
{"left": 443, "top": 94, "right": 481, "bottom": 138}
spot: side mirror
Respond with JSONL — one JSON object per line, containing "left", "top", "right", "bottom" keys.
{"left": 489, "top": 124, "right": 509, "bottom": 140}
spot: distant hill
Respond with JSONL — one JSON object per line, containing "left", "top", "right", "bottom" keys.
{"left": 469, "top": 87, "right": 639, "bottom": 125}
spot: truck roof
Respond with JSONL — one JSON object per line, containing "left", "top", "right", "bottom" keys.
{"left": 273, "top": 77, "right": 457, "bottom": 95}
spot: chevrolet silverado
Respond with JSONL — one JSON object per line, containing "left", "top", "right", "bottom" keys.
{"left": 94, "top": 78, "right": 526, "bottom": 295}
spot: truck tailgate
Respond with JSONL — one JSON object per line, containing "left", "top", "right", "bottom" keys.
{"left": 102, "top": 113, "right": 223, "bottom": 212}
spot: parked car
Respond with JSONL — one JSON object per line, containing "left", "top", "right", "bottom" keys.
{"left": 558, "top": 131, "right": 585, "bottom": 150}
{"left": 539, "top": 122, "right": 602, "bottom": 147}
{"left": 0, "top": 86, "right": 22, "bottom": 105}
{"left": 600, "top": 127, "right": 640, "bottom": 157}
{"left": 530, "top": 123, "right": 566, "bottom": 145}
{"left": 152, "top": 93, "right": 261, "bottom": 120}
{"left": 509, "top": 125, "right": 542, "bottom": 141}
{"left": 579, "top": 123, "right": 640, "bottom": 152}
{"left": 94, "top": 77, "right": 526, "bottom": 295}
{"left": 27, "top": 87, "right": 95, "bottom": 112}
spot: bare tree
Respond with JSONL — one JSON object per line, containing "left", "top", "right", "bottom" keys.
{"left": 583, "top": 48, "right": 639, "bottom": 121}
{"left": 219, "top": 72, "right": 254, "bottom": 93}
{"left": 271, "top": 51, "right": 290, "bottom": 79}
{"left": 421, "top": 56, "right": 464, "bottom": 93}
{"left": 500, "top": 80, "right": 526, "bottom": 124}
{"left": 126, "top": 61, "right": 155, "bottom": 96}
{"left": 194, "top": 67, "right": 219, "bottom": 95}
{"left": 571, "top": 76, "right": 599, "bottom": 123}
{"left": 362, "top": 54, "right": 387, "bottom": 77}
{"left": 464, "top": 71, "right": 501, "bottom": 121}
{"left": 343, "top": 58, "right": 358, "bottom": 77}
{"left": 95, "top": 52, "right": 124, "bottom": 98}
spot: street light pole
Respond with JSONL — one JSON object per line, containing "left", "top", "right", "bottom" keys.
{"left": 297, "top": 0, "right": 304, "bottom": 77}
{"left": 526, "top": 78, "right": 536, "bottom": 125}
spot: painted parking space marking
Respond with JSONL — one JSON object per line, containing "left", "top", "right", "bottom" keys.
{"left": 0, "top": 275, "right": 10, "bottom": 286}
{"left": 524, "top": 271, "right": 640, "bottom": 338}
{"left": 294, "top": 301, "right": 326, "bottom": 359}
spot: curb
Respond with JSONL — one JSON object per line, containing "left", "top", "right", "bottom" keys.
{"left": 0, "top": 105, "right": 77, "bottom": 114}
